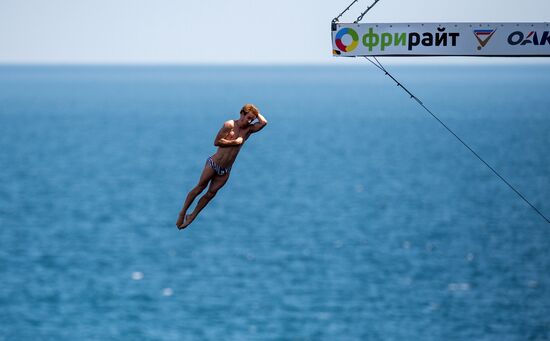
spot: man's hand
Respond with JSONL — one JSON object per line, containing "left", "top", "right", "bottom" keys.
{"left": 216, "top": 135, "right": 244, "bottom": 147}
{"left": 219, "top": 136, "right": 243, "bottom": 146}
{"left": 249, "top": 113, "right": 268, "bottom": 134}
{"left": 214, "top": 121, "right": 244, "bottom": 147}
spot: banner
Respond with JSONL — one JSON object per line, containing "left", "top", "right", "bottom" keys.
{"left": 332, "top": 22, "right": 550, "bottom": 57}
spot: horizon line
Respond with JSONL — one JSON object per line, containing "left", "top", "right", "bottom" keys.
{"left": 1, "top": 59, "right": 550, "bottom": 67}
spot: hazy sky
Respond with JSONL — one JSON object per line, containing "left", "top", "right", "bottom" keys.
{"left": 1, "top": 0, "right": 549, "bottom": 64}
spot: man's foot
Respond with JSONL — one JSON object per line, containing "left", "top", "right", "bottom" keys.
{"left": 176, "top": 211, "right": 186, "bottom": 228}
{"left": 178, "top": 214, "right": 195, "bottom": 230}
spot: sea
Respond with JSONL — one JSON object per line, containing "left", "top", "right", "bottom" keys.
{"left": 0, "top": 64, "right": 549, "bottom": 340}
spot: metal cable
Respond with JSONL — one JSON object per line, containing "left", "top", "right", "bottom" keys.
{"left": 364, "top": 56, "right": 550, "bottom": 224}
{"left": 333, "top": 0, "right": 381, "bottom": 24}
{"left": 355, "top": 0, "right": 381, "bottom": 23}
{"left": 333, "top": 0, "right": 361, "bottom": 23}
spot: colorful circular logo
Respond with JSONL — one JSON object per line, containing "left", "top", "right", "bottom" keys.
{"left": 335, "top": 28, "right": 359, "bottom": 52}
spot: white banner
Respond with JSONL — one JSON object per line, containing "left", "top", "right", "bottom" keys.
{"left": 332, "top": 22, "right": 550, "bottom": 57}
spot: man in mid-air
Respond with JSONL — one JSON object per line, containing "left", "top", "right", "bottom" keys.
{"left": 176, "top": 104, "right": 268, "bottom": 229}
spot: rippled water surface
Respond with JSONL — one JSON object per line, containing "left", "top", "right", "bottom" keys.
{"left": 0, "top": 64, "right": 549, "bottom": 340}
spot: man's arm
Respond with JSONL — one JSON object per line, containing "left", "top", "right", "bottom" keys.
{"left": 214, "top": 121, "right": 244, "bottom": 147}
{"left": 249, "top": 113, "right": 268, "bottom": 134}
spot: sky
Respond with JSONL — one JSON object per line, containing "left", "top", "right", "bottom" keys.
{"left": 0, "top": 0, "right": 549, "bottom": 64}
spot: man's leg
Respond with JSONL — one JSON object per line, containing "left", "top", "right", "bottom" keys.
{"left": 182, "top": 172, "right": 230, "bottom": 228}
{"left": 176, "top": 162, "right": 215, "bottom": 228}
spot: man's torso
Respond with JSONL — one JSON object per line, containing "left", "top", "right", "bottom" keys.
{"left": 211, "top": 120, "right": 252, "bottom": 168}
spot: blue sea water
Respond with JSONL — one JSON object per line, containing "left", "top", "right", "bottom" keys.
{"left": 0, "top": 64, "right": 549, "bottom": 340}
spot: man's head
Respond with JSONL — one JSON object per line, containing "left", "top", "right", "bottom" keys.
{"left": 240, "top": 104, "right": 259, "bottom": 125}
